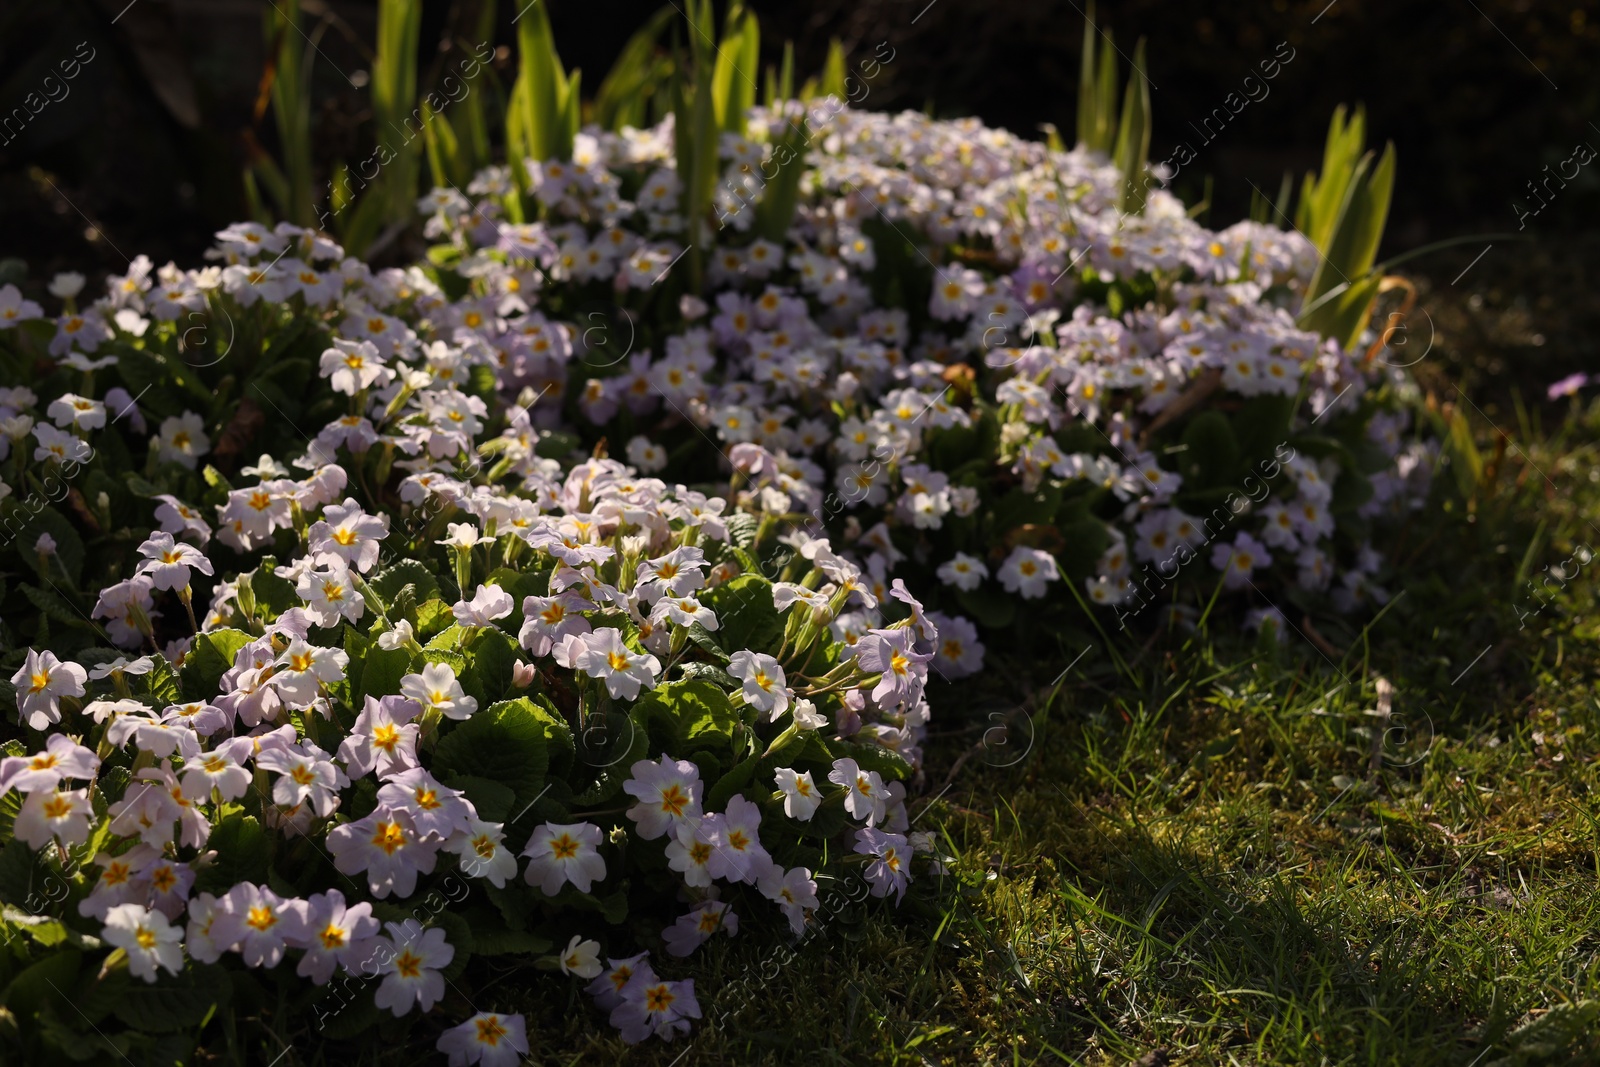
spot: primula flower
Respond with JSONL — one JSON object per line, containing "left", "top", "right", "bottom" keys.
{"left": 400, "top": 662, "right": 478, "bottom": 721}
{"left": 308, "top": 497, "right": 389, "bottom": 572}
{"left": 320, "top": 338, "right": 395, "bottom": 395}
{"left": 567, "top": 628, "right": 660, "bottom": 700}
{"left": 102, "top": 904, "right": 184, "bottom": 982}
{"left": 855, "top": 827, "right": 913, "bottom": 903}
{"left": 15, "top": 787, "right": 93, "bottom": 849}
{"left": 47, "top": 392, "right": 105, "bottom": 429}
{"left": 936, "top": 551, "right": 989, "bottom": 591}
{"left": 178, "top": 737, "right": 254, "bottom": 801}
{"left": 226, "top": 882, "right": 303, "bottom": 968}
{"left": 663, "top": 900, "right": 738, "bottom": 957}
{"left": 727, "top": 650, "right": 789, "bottom": 720}
{"left": 829, "top": 757, "right": 889, "bottom": 826}
{"left": 522, "top": 821, "right": 606, "bottom": 895}
{"left": 586, "top": 952, "right": 655, "bottom": 1011}
{"left": 851, "top": 630, "right": 932, "bottom": 710}
{"left": 997, "top": 546, "right": 1059, "bottom": 599}
{"left": 452, "top": 583, "right": 515, "bottom": 626}
{"left": 297, "top": 558, "right": 366, "bottom": 626}
{"left": 270, "top": 639, "right": 349, "bottom": 707}
{"left": 559, "top": 935, "right": 603, "bottom": 979}
{"left": 337, "top": 695, "right": 421, "bottom": 780}
{"left": 378, "top": 768, "right": 475, "bottom": 841}
{"left": 156, "top": 412, "right": 210, "bottom": 469}
{"left": 372, "top": 922, "right": 455, "bottom": 1016}
{"left": 448, "top": 818, "right": 519, "bottom": 887}
{"left": 185, "top": 891, "right": 245, "bottom": 965}
{"left": 256, "top": 744, "right": 345, "bottom": 818}
{"left": 33, "top": 423, "right": 93, "bottom": 464}
{"left": 758, "top": 864, "right": 820, "bottom": 935}
{"left": 623, "top": 756, "right": 703, "bottom": 840}
{"left": 0, "top": 733, "right": 98, "bottom": 793}
{"left": 636, "top": 546, "right": 707, "bottom": 601}
{"left": 286, "top": 889, "right": 379, "bottom": 984}
{"left": 11, "top": 649, "right": 88, "bottom": 730}
{"left": 327, "top": 805, "right": 437, "bottom": 898}
{"left": 611, "top": 973, "right": 701, "bottom": 1043}
{"left": 437, "top": 1012, "right": 530, "bottom": 1067}
{"left": 773, "top": 767, "right": 822, "bottom": 820}
{"left": 1210, "top": 532, "right": 1272, "bottom": 590}
{"left": 663, "top": 815, "right": 721, "bottom": 887}
{"left": 518, "top": 592, "right": 592, "bottom": 656}
{"left": 705, "top": 795, "right": 770, "bottom": 884}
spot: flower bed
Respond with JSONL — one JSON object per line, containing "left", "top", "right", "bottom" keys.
{"left": 0, "top": 94, "right": 1431, "bottom": 1061}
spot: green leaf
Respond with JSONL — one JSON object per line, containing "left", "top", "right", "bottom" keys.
{"left": 433, "top": 697, "right": 572, "bottom": 809}
{"left": 110, "top": 963, "right": 232, "bottom": 1033}
{"left": 1179, "top": 410, "right": 1241, "bottom": 489}
{"left": 194, "top": 815, "right": 270, "bottom": 896}
{"left": 462, "top": 626, "right": 518, "bottom": 707}
{"left": 359, "top": 643, "right": 412, "bottom": 701}
{"left": 631, "top": 678, "right": 741, "bottom": 753}
{"left": 441, "top": 775, "right": 515, "bottom": 822}
{"left": 700, "top": 572, "right": 783, "bottom": 654}
{"left": 181, "top": 628, "right": 252, "bottom": 702}
{"left": 705, "top": 751, "right": 762, "bottom": 810}
{"left": 457, "top": 906, "right": 551, "bottom": 955}
{"left": 370, "top": 559, "right": 440, "bottom": 606}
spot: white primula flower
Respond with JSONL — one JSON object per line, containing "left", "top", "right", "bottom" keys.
{"left": 727, "top": 650, "right": 789, "bottom": 720}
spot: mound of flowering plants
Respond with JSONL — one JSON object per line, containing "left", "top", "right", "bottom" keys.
{"left": 416, "top": 100, "right": 1435, "bottom": 654}
{"left": 0, "top": 221, "right": 943, "bottom": 1060}
{"left": 0, "top": 15, "right": 1438, "bottom": 1058}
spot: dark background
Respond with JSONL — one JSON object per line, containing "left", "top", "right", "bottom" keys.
{"left": 2, "top": 0, "right": 1597, "bottom": 395}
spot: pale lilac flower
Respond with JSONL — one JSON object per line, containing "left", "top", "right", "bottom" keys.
{"left": 622, "top": 756, "right": 703, "bottom": 840}
{"left": 452, "top": 583, "right": 515, "bottom": 626}
{"left": 569, "top": 627, "right": 660, "bottom": 699}
{"left": 997, "top": 546, "right": 1058, "bottom": 598}
{"left": 829, "top": 757, "right": 888, "bottom": 826}
{"left": 0, "top": 733, "right": 98, "bottom": 794}
{"left": 558, "top": 935, "right": 603, "bottom": 979}
{"left": 378, "top": 768, "right": 475, "bottom": 841}
{"left": 773, "top": 767, "right": 822, "bottom": 820}
{"left": 327, "top": 805, "right": 436, "bottom": 898}
{"left": 308, "top": 497, "right": 389, "bottom": 572}
{"left": 372, "top": 921, "right": 455, "bottom": 1016}
{"left": 337, "top": 695, "right": 421, "bottom": 780}
{"left": 102, "top": 904, "right": 184, "bottom": 982}
{"left": 400, "top": 662, "right": 478, "bottom": 721}
{"left": 437, "top": 1011, "right": 530, "bottom": 1067}
{"left": 663, "top": 900, "right": 738, "bottom": 957}
{"left": 14, "top": 787, "right": 92, "bottom": 849}
{"left": 854, "top": 827, "right": 913, "bottom": 903}
{"left": 447, "top": 819, "right": 519, "bottom": 888}
{"left": 611, "top": 973, "right": 701, "bottom": 1043}
{"left": 285, "top": 889, "right": 378, "bottom": 984}
{"left": 728, "top": 650, "right": 789, "bottom": 720}
{"left": 758, "top": 864, "right": 819, "bottom": 935}
{"left": 226, "top": 882, "right": 303, "bottom": 968}
{"left": 522, "top": 821, "right": 606, "bottom": 895}
{"left": 297, "top": 558, "right": 366, "bottom": 626}
{"left": 518, "top": 592, "right": 592, "bottom": 657}
{"left": 185, "top": 891, "right": 245, "bottom": 964}
{"left": 11, "top": 649, "right": 87, "bottom": 730}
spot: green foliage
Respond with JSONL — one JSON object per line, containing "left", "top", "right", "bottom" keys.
{"left": 433, "top": 696, "right": 573, "bottom": 810}
{"left": 1297, "top": 105, "right": 1398, "bottom": 348}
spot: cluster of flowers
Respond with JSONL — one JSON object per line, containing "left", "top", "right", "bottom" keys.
{"left": 0, "top": 92, "right": 1436, "bottom": 1060}
{"left": 0, "top": 218, "right": 951, "bottom": 1060}
{"left": 413, "top": 103, "right": 1434, "bottom": 634}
